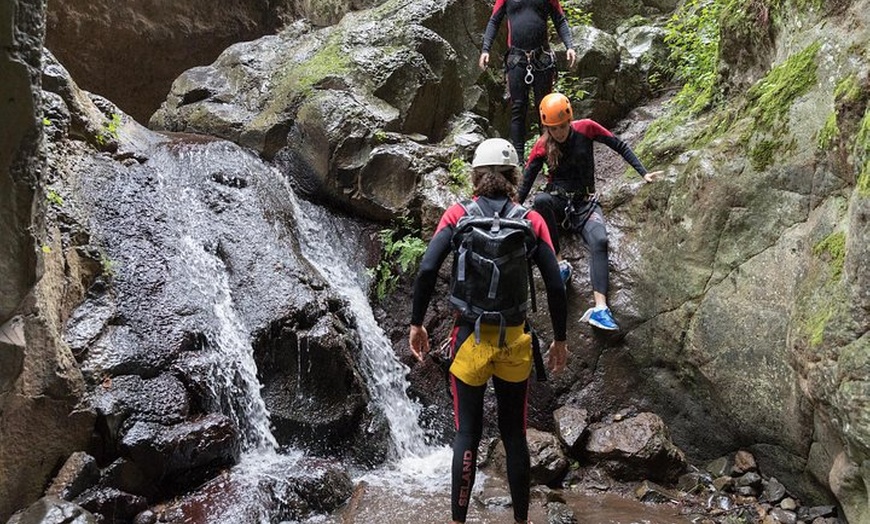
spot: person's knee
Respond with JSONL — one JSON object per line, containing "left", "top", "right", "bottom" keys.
{"left": 532, "top": 193, "right": 553, "bottom": 210}
{"left": 585, "top": 223, "right": 608, "bottom": 251}
{"left": 589, "top": 233, "right": 608, "bottom": 253}
{"left": 510, "top": 100, "right": 529, "bottom": 117}
{"left": 455, "top": 430, "right": 483, "bottom": 444}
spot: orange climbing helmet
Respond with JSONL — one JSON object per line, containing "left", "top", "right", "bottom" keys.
{"left": 539, "top": 93, "right": 573, "bottom": 126}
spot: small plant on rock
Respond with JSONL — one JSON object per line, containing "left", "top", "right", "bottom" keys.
{"left": 368, "top": 220, "right": 426, "bottom": 301}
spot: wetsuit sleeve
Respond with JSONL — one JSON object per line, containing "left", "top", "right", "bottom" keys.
{"left": 529, "top": 211, "right": 567, "bottom": 341}
{"left": 410, "top": 204, "right": 464, "bottom": 326}
{"left": 481, "top": 0, "right": 507, "bottom": 53}
{"left": 548, "top": 0, "right": 574, "bottom": 50}
{"left": 518, "top": 138, "right": 548, "bottom": 204}
{"left": 599, "top": 135, "right": 648, "bottom": 176}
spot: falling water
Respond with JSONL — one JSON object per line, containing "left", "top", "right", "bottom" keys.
{"left": 176, "top": 234, "right": 278, "bottom": 451}
{"left": 290, "top": 197, "right": 431, "bottom": 460}
{"left": 152, "top": 143, "right": 278, "bottom": 451}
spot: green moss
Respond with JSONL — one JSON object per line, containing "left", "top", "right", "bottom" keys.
{"left": 251, "top": 33, "right": 351, "bottom": 131}
{"left": 834, "top": 74, "right": 861, "bottom": 104}
{"left": 806, "top": 307, "right": 833, "bottom": 348}
{"left": 817, "top": 112, "right": 840, "bottom": 151}
{"left": 45, "top": 189, "right": 64, "bottom": 207}
{"left": 746, "top": 41, "right": 821, "bottom": 131}
{"left": 268, "top": 34, "right": 350, "bottom": 113}
{"left": 635, "top": 3, "right": 827, "bottom": 174}
{"left": 813, "top": 231, "right": 847, "bottom": 280}
{"left": 856, "top": 108, "right": 870, "bottom": 196}
{"left": 96, "top": 113, "right": 122, "bottom": 146}
{"left": 750, "top": 138, "right": 780, "bottom": 171}
{"left": 635, "top": 109, "right": 689, "bottom": 167}
{"left": 447, "top": 157, "right": 471, "bottom": 195}
{"left": 664, "top": 0, "right": 723, "bottom": 114}
{"left": 290, "top": 39, "right": 349, "bottom": 95}
{"left": 859, "top": 168, "right": 870, "bottom": 197}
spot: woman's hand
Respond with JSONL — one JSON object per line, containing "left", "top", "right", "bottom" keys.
{"left": 644, "top": 170, "right": 664, "bottom": 183}
{"left": 547, "top": 340, "right": 568, "bottom": 373}
{"left": 409, "top": 324, "right": 430, "bottom": 362}
{"left": 566, "top": 49, "right": 576, "bottom": 68}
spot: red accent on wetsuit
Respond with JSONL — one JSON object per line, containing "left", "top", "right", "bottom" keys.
{"left": 434, "top": 200, "right": 555, "bottom": 254}
{"left": 521, "top": 119, "right": 638, "bottom": 201}
{"left": 482, "top": 0, "right": 572, "bottom": 53}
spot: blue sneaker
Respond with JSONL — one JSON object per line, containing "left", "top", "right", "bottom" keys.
{"left": 581, "top": 307, "right": 619, "bottom": 331}
{"left": 559, "top": 261, "right": 573, "bottom": 285}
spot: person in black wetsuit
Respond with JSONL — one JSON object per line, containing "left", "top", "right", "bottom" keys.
{"left": 479, "top": 0, "right": 577, "bottom": 159}
{"left": 409, "top": 138, "right": 568, "bottom": 524}
{"left": 517, "top": 92, "right": 663, "bottom": 331}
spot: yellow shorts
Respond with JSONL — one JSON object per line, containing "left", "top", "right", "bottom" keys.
{"left": 449, "top": 323, "right": 532, "bottom": 387}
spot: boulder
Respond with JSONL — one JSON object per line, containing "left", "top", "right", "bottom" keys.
{"left": 150, "top": 0, "right": 491, "bottom": 221}
{"left": 6, "top": 496, "right": 97, "bottom": 524}
{"left": 119, "top": 415, "right": 241, "bottom": 492}
{"left": 584, "top": 412, "right": 687, "bottom": 483}
{"left": 150, "top": 455, "right": 352, "bottom": 523}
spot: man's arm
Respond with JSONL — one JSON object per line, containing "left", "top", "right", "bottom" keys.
{"left": 548, "top": 0, "right": 574, "bottom": 52}
{"left": 481, "top": 0, "right": 507, "bottom": 54}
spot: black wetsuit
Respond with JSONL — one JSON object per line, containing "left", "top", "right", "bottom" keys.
{"left": 411, "top": 195, "right": 567, "bottom": 523}
{"left": 481, "top": 0, "right": 574, "bottom": 159}
{"left": 518, "top": 120, "right": 649, "bottom": 294}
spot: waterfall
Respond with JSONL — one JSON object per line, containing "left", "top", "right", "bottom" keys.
{"left": 289, "top": 197, "right": 431, "bottom": 460}
{"left": 177, "top": 234, "right": 278, "bottom": 451}
{"left": 151, "top": 144, "right": 278, "bottom": 452}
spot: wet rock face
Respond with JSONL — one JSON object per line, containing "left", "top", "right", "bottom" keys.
{"left": 254, "top": 311, "right": 390, "bottom": 465}
{"left": 150, "top": 0, "right": 491, "bottom": 221}
{"left": 6, "top": 496, "right": 98, "bottom": 524}
{"left": 15, "top": 56, "right": 377, "bottom": 520}
{"left": 1, "top": 3, "right": 100, "bottom": 522}
{"left": 1, "top": 0, "right": 41, "bottom": 322}
{"left": 120, "top": 415, "right": 241, "bottom": 492}
{"left": 150, "top": 456, "right": 353, "bottom": 523}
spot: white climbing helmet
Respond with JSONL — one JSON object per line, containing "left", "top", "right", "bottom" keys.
{"left": 471, "top": 138, "right": 519, "bottom": 169}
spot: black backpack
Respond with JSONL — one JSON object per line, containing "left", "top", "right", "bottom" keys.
{"left": 449, "top": 198, "right": 537, "bottom": 346}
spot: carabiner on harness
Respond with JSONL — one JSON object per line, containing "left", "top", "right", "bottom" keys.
{"left": 524, "top": 64, "right": 535, "bottom": 85}
{"left": 560, "top": 192, "right": 599, "bottom": 231}
{"left": 561, "top": 200, "right": 575, "bottom": 229}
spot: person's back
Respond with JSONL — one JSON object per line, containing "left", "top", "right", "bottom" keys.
{"left": 409, "top": 138, "right": 568, "bottom": 524}
{"left": 448, "top": 196, "right": 536, "bottom": 345}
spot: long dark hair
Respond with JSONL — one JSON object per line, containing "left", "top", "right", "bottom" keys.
{"left": 472, "top": 166, "right": 520, "bottom": 199}
{"left": 544, "top": 132, "right": 562, "bottom": 169}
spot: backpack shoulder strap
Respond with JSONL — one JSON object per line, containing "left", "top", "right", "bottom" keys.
{"left": 505, "top": 202, "right": 530, "bottom": 220}
{"left": 459, "top": 199, "right": 484, "bottom": 218}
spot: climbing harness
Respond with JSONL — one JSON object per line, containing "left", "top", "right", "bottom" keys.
{"left": 541, "top": 184, "right": 599, "bottom": 232}
{"left": 505, "top": 47, "right": 556, "bottom": 85}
